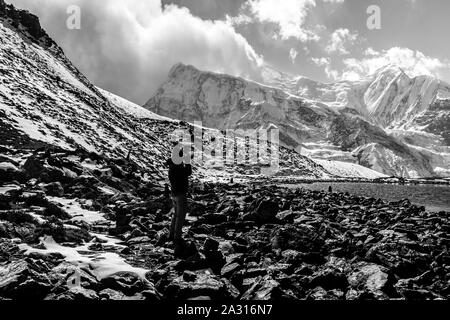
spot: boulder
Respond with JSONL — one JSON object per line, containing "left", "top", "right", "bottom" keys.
{"left": 41, "top": 182, "right": 64, "bottom": 197}
{"left": 221, "top": 262, "right": 242, "bottom": 278}
{"left": 0, "top": 260, "right": 53, "bottom": 299}
{"left": 101, "top": 272, "right": 157, "bottom": 296}
{"left": 165, "top": 269, "right": 227, "bottom": 299}
{"left": 310, "top": 268, "right": 348, "bottom": 290}
{"left": 243, "top": 199, "right": 279, "bottom": 224}
{"left": 271, "top": 225, "right": 325, "bottom": 253}
{"left": 45, "top": 287, "right": 99, "bottom": 301}
{"left": 347, "top": 262, "right": 392, "bottom": 298}
{"left": 199, "top": 213, "right": 228, "bottom": 225}
{"left": 0, "top": 162, "right": 19, "bottom": 182}
{"left": 0, "top": 239, "right": 20, "bottom": 263}
{"left": 241, "top": 276, "right": 281, "bottom": 300}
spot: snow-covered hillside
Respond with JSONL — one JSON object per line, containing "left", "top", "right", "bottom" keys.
{"left": 145, "top": 63, "right": 450, "bottom": 178}
{"left": 0, "top": 2, "right": 361, "bottom": 181}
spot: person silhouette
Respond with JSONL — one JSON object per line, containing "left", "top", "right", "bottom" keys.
{"left": 166, "top": 146, "right": 192, "bottom": 256}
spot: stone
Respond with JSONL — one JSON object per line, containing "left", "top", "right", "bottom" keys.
{"left": 0, "top": 239, "right": 20, "bottom": 262}
{"left": 41, "top": 182, "right": 64, "bottom": 197}
{"left": 221, "top": 262, "right": 242, "bottom": 278}
{"left": 45, "top": 287, "right": 99, "bottom": 301}
{"left": 276, "top": 210, "right": 295, "bottom": 224}
{"left": 0, "top": 260, "right": 53, "bottom": 299}
{"left": 347, "top": 262, "right": 391, "bottom": 298}
{"left": 241, "top": 276, "right": 280, "bottom": 300}
{"left": 199, "top": 213, "right": 227, "bottom": 225}
{"left": 101, "top": 272, "right": 156, "bottom": 296}
{"left": 310, "top": 268, "right": 348, "bottom": 290}
{"left": 243, "top": 199, "right": 279, "bottom": 224}
{"left": 165, "top": 269, "right": 226, "bottom": 299}
{"left": 271, "top": 225, "right": 324, "bottom": 253}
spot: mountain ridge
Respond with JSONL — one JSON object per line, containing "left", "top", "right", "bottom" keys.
{"left": 145, "top": 63, "right": 450, "bottom": 178}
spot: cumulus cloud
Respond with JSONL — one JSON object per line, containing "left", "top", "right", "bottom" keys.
{"left": 311, "top": 57, "right": 338, "bottom": 80}
{"left": 312, "top": 47, "right": 450, "bottom": 82}
{"left": 342, "top": 47, "right": 450, "bottom": 80}
{"left": 242, "top": 0, "right": 319, "bottom": 41}
{"left": 9, "top": 0, "right": 264, "bottom": 104}
{"left": 325, "top": 28, "right": 358, "bottom": 55}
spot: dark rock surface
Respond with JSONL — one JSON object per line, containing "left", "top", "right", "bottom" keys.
{"left": 0, "top": 147, "right": 449, "bottom": 300}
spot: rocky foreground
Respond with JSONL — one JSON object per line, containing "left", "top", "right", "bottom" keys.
{"left": 0, "top": 147, "right": 449, "bottom": 301}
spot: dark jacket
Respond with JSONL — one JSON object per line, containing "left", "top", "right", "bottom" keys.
{"left": 167, "top": 158, "right": 192, "bottom": 195}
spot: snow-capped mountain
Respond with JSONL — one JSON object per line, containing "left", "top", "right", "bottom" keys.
{"left": 145, "top": 63, "right": 450, "bottom": 178}
{"left": 1, "top": 1, "right": 378, "bottom": 181}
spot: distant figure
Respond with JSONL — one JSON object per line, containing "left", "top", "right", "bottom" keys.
{"left": 166, "top": 151, "right": 192, "bottom": 251}
{"left": 328, "top": 186, "right": 333, "bottom": 193}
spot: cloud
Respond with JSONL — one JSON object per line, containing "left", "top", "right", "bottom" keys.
{"left": 9, "top": 0, "right": 264, "bottom": 104}
{"left": 311, "top": 57, "right": 338, "bottom": 79}
{"left": 342, "top": 47, "right": 450, "bottom": 80}
{"left": 325, "top": 28, "right": 358, "bottom": 55}
{"left": 242, "top": 0, "right": 319, "bottom": 41}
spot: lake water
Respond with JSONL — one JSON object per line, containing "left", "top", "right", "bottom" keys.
{"left": 289, "top": 182, "right": 450, "bottom": 213}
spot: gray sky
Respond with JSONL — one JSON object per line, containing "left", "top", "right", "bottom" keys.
{"left": 9, "top": 0, "right": 450, "bottom": 104}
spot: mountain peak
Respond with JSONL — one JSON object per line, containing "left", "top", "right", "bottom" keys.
{"left": 168, "top": 62, "right": 199, "bottom": 77}
{"left": 373, "top": 64, "right": 409, "bottom": 78}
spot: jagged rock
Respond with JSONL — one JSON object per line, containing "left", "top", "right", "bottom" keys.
{"left": 222, "top": 278, "right": 240, "bottom": 299}
{"left": 174, "top": 240, "right": 199, "bottom": 260}
{"left": 0, "top": 239, "right": 20, "bottom": 262}
{"left": 310, "top": 268, "right": 348, "bottom": 290}
{"left": 202, "top": 238, "right": 225, "bottom": 274}
{"left": 165, "top": 269, "right": 226, "bottom": 299}
{"left": 99, "top": 288, "right": 130, "bottom": 300}
{"left": 198, "top": 213, "right": 228, "bottom": 225}
{"left": 45, "top": 287, "right": 99, "bottom": 301}
{"left": 101, "top": 272, "right": 157, "bottom": 296}
{"left": 241, "top": 276, "right": 281, "bottom": 300}
{"left": 276, "top": 210, "right": 295, "bottom": 224}
{"left": 41, "top": 182, "right": 64, "bottom": 197}
{"left": 243, "top": 199, "right": 279, "bottom": 224}
{"left": 221, "top": 262, "right": 242, "bottom": 278}
{"left": 43, "top": 202, "right": 70, "bottom": 220}
{"left": 0, "top": 162, "right": 19, "bottom": 182}
{"left": 271, "top": 225, "right": 324, "bottom": 253}
{"left": 347, "top": 262, "right": 392, "bottom": 299}
{"left": 0, "top": 259, "right": 53, "bottom": 299}
{"left": 47, "top": 223, "right": 92, "bottom": 244}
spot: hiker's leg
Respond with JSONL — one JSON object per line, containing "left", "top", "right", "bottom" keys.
{"left": 174, "top": 194, "right": 188, "bottom": 242}
{"left": 169, "top": 196, "right": 178, "bottom": 240}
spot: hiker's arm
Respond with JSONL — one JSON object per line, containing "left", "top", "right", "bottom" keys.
{"left": 186, "top": 164, "right": 192, "bottom": 177}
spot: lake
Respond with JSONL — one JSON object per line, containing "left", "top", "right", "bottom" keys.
{"left": 289, "top": 182, "right": 450, "bottom": 213}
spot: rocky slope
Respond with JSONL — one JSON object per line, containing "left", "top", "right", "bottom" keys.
{"left": 145, "top": 64, "right": 450, "bottom": 178}
{"left": 1, "top": 151, "right": 449, "bottom": 300}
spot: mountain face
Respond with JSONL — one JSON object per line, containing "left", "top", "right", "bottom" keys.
{"left": 0, "top": 2, "right": 355, "bottom": 181}
{"left": 145, "top": 63, "right": 450, "bottom": 178}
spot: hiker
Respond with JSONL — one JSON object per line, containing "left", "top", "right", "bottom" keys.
{"left": 166, "top": 148, "right": 192, "bottom": 247}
